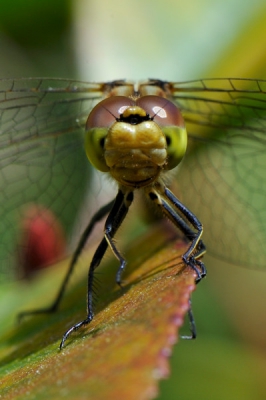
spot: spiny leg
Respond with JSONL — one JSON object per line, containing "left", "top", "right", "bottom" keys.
{"left": 161, "top": 188, "right": 206, "bottom": 339}
{"left": 105, "top": 190, "right": 134, "bottom": 286}
{"left": 87, "top": 189, "right": 133, "bottom": 312}
{"left": 60, "top": 188, "right": 133, "bottom": 348}
{"left": 181, "top": 299, "right": 197, "bottom": 340}
{"left": 146, "top": 182, "right": 206, "bottom": 340}
{"left": 18, "top": 199, "right": 115, "bottom": 321}
{"left": 164, "top": 186, "right": 206, "bottom": 279}
{"left": 147, "top": 182, "right": 206, "bottom": 281}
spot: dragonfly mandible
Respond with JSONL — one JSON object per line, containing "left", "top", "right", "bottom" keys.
{"left": 1, "top": 78, "right": 266, "bottom": 347}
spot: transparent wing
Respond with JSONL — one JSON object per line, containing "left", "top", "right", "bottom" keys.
{"left": 170, "top": 78, "right": 266, "bottom": 269}
{"left": 1, "top": 78, "right": 266, "bottom": 282}
{"left": 0, "top": 78, "right": 106, "bottom": 281}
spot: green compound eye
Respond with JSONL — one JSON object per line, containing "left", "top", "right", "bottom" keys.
{"left": 85, "top": 127, "right": 109, "bottom": 172}
{"left": 163, "top": 125, "right": 187, "bottom": 170}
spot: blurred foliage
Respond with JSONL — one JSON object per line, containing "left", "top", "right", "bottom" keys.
{"left": 0, "top": 0, "right": 75, "bottom": 77}
{"left": 0, "top": 0, "right": 71, "bottom": 47}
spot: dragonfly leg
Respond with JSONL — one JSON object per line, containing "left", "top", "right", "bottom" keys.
{"left": 18, "top": 199, "right": 115, "bottom": 321}
{"left": 60, "top": 188, "right": 133, "bottom": 348}
{"left": 147, "top": 182, "right": 206, "bottom": 282}
{"left": 104, "top": 191, "right": 134, "bottom": 286}
{"left": 60, "top": 238, "right": 108, "bottom": 349}
{"left": 181, "top": 299, "right": 197, "bottom": 340}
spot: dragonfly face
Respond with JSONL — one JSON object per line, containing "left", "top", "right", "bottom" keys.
{"left": 85, "top": 94, "right": 187, "bottom": 187}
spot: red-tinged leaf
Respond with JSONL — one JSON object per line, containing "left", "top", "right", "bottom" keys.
{"left": 0, "top": 225, "right": 198, "bottom": 400}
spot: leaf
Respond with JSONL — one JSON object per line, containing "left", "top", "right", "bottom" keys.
{"left": 0, "top": 224, "right": 197, "bottom": 399}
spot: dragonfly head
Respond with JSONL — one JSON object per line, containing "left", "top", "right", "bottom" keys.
{"left": 85, "top": 96, "right": 187, "bottom": 188}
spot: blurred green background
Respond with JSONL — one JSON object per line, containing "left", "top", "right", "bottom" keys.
{"left": 0, "top": 0, "right": 75, "bottom": 77}
{"left": 0, "top": 0, "right": 266, "bottom": 399}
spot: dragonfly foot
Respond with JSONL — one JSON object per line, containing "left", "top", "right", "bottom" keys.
{"left": 60, "top": 314, "right": 93, "bottom": 349}
{"left": 182, "top": 255, "right": 206, "bottom": 283}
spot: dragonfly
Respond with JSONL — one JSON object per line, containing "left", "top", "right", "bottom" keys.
{"left": 0, "top": 78, "right": 266, "bottom": 348}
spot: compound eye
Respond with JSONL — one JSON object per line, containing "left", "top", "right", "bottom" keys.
{"left": 136, "top": 96, "right": 185, "bottom": 127}
{"left": 86, "top": 96, "right": 134, "bottom": 129}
